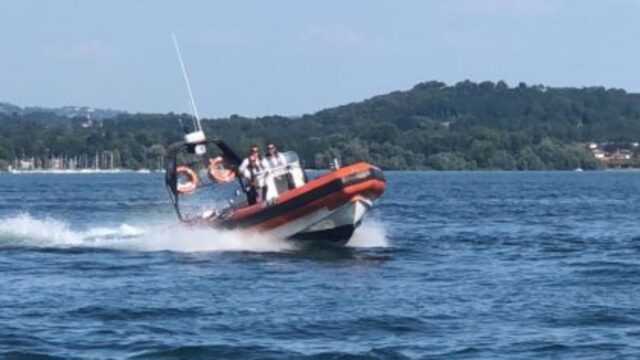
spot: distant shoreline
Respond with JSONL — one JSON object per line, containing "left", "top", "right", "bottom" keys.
{"left": 3, "top": 168, "right": 640, "bottom": 174}
{"left": 1, "top": 169, "right": 162, "bottom": 174}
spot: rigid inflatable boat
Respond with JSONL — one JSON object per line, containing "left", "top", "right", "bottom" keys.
{"left": 163, "top": 36, "right": 385, "bottom": 244}
{"left": 165, "top": 139, "right": 385, "bottom": 245}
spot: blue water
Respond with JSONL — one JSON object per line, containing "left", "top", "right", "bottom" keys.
{"left": 1, "top": 171, "right": 640, "bottom": 359}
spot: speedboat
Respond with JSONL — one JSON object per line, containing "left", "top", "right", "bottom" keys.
{"left": 164, "top": 139, "right": 386, "bottom": 245}
{"left": 163, "top": 37, "right": 385, "bottom": 244}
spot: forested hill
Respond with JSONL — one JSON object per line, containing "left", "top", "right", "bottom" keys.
{"left": 0, "top": 102, "right": 121, "bottom": 120}
{"left": 2, "top": 80, "right": 640, "bottom": 170}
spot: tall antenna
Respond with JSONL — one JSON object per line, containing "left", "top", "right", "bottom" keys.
{"left": 172, "top": 32, "right": 206, "bottom": 149}
{"left": 172, "top": 32, "right": 201, "bottom": 127}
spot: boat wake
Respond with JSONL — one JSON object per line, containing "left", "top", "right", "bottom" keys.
{"left": 0, "top": 214, "right": 388, "bottom": 253}
{"left": 347, "top": 219, "right": 389, "bottom": 248}
{"left": 0, "top": 213, "right": 293, "bottom": 253}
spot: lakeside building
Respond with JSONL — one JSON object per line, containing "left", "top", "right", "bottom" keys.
{"left": 591, "top": 149, "right": 606, "bottom": 160}
{"left": 587, "top": 142, "right": 637, "bottom": 166}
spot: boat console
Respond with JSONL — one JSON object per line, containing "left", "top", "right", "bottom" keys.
{"left": 260, "top": 151, "right": 306, "bottom": 201}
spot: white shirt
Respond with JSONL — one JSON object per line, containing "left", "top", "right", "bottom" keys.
{"left": 241, "top": 160, "right": 265, "bottom": 187}
{"left": 262, "top": 152, "right": 287, "bottom": 171}
{"left": 238, "top": 158, "right": 250, "bottom": 177}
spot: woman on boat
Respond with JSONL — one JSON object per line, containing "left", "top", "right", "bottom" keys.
{"left": 242, "top": 152, "right": 266, "bottom": 205}
{"left": 238, "top": 145, "right": 261, "bottom": 175}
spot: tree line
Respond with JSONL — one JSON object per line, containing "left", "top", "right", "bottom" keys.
{"left": 3, "top": 80, "right": 640, "bottom": 170}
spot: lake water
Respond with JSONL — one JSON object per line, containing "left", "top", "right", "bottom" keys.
{"left": 1, "top": 171, "right": 639, "bottom": 359}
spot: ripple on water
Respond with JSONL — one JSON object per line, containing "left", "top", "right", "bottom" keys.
{"left": 130, "top": 345, "right": 416, "bottom": 360}
{"left": 64, "top": 305, "right": 203, "bottom": 322}
{"left": 1, "top": 172, "right": 640, "bottom": 359}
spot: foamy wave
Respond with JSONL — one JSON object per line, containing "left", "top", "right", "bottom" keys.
{"left": 0, "top": 214, "right": 84, "bottom": 246}
{"left": 347, "top": 219, "right": 390, "bottom": 248}
{"left": 0, "top": 214, "right": 293, "bottom": 253}
{"left": 121, "top": 226, "right": 295, "bottom": 253}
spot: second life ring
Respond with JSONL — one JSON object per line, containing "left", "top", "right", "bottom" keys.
{"left": 208, "top": 156, "right": 236, "bottom": 183}
{"left": 176, "top": 166, "right": 200, "bottom": 194}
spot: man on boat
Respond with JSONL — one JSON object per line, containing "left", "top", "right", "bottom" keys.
{"left": 262, "top": 141, "right": 303, "bottom": 193}
{"left": 262, "top": 141, "right": 286, "bottom": 170}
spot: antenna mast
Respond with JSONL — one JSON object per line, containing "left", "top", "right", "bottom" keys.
{"left": 172, "top": 32, "right": 206, "bottom": 149}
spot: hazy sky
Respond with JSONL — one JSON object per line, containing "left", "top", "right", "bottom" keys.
{"left": 1, "top": 0, "right": 639, "bottom": 117}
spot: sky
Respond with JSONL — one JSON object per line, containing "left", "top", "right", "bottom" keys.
{"left": 1, "top": 0, "right": 640, "bottom": 117}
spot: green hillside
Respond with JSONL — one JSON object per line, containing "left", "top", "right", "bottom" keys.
{"left": 3, "top": 80, "right": 640, "bottom": 170}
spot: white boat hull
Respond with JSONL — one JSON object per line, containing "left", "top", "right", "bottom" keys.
{"left": 265, "top": 198, "right": 372, "bottom": 244}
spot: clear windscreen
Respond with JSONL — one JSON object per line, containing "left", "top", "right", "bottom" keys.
{"left": 169, "top": 144, "right": 243, "bottom": 221}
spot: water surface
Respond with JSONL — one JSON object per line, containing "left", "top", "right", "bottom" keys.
{"left": 1, "top": 171, "right": 639, "bottom": 359}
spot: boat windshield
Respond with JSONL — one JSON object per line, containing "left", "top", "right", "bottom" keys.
{"left": 264, "top": 151, "right": 299, "bottom": 176}
{"left": 283, "top": 151, "right": 299, "bottom": 163}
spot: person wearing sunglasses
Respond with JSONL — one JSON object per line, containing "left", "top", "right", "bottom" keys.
{"left": 239, "top": 145, "right": 265, "bottom": 205}
{"left": 262, "top": 141, "right": 298, "bottom": 193}
{"left": 238, "top": 145, "right": 261, "bottom": 175}
{"left": 262, "top": 141, "right": 286, "bottom": 170}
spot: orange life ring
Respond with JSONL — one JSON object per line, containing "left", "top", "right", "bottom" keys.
{"left": 208, "top": 156, "right": 236, "bottom": 183}
{"left": 176, "top": 165, "right": 200, "bottom": 194}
